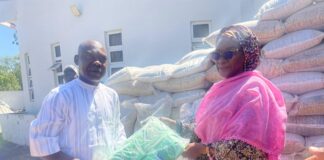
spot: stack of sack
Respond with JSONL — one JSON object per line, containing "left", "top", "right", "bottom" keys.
{"left": 204, "top": 0, "right": 324, "bottom": 159}
{"left": 106, "top": 48, "right": 220, "bottom": 137}
{"left": 106, "top": 0, "right": 324, "bottom": 159}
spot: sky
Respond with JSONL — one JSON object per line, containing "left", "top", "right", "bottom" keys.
{"left": 0, "top": 25, "right": 19, "bottom": 58}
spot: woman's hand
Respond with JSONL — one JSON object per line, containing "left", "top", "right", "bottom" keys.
{"left": 306, "top": 147, "right": 324, "bottom": 160}
{"left": 182, "top": 143, "right": 208, "bottom": 159}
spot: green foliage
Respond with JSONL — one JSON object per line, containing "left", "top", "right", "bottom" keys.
{"left": 0, "top": 56, "right": 22, "bottom": 91}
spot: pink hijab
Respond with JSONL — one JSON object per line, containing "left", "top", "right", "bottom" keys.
{"left": 195, "top": 71, "right": 287, "bottom": 160}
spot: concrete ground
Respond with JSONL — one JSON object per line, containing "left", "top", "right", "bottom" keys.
{"left": 0, "top": 134, "right": 39, "bottom": 160}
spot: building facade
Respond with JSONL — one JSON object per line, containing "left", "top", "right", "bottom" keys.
{"left": 0, "top": 0, "right": 265, "bottom": 145}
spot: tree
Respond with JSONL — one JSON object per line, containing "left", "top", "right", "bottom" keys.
{"left": 0, "top": 56, "right": 22, "bottom": 91}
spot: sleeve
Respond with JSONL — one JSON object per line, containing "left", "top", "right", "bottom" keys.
{"left": 113, "top": 92, "right": 126, "bottom": 148}
{"left": 29, "top": 90, "right": 67, "bottom": 157}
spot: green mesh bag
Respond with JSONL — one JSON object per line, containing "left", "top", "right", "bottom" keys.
{"left": 109, "top": 117, "right": 189, "bottom": 160}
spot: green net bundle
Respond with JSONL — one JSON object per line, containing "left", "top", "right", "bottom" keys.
{"left": 109, "top": 117, "right": 189, "bottom": 160}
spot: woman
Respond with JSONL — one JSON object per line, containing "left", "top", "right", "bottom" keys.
{"left": 182, "top": 25, "right": 287, "bottom": 160}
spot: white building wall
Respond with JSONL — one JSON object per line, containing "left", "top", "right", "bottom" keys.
{"left": 0, "top": 0, "right": 16, "bottom": 22}
{"left": 0, "top": 91, "right": 24, "bottom": 111}
{"left": 14, "top": 0, "right": 265, "bottom": 113}
{"left": 0, "top": 113, "right": 36, "bottom": 146}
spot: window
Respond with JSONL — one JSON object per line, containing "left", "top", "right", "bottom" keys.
{"left": 191, "top": 21, "right": 211, "bottom": 51}
{"left": 193, "top": 24, "right": 210, "bottom": 38}
{"left": 54, "top": 45, "right": 61, "bottom": 57}
{"left": 52, "top": 44, "right": 62, "bottom": 62}
{"left": 109, "top": 33, "right": 122, "bottom": 46}
{"left": 29, "top": 79, "right": 33, "bottom": 88}
{"left": 105, "top": 30, "right": 124, "bottom": 76}
{"left": 29, "top": 89, "right": 34, "bottom": 101}
{"left": 51, "top": 43, "right": 63, "bottom": 86}
{"left": 27, "top": 56, "right": 30, "bottom": 64}
{"left": 28, "top": 68, "right": 32, "bottom": 76}
{"left": 110, "top": 51, "right": 123, "bottom": 62}
{"left": 25, "top": 53, "right": 34, "bottom": 102}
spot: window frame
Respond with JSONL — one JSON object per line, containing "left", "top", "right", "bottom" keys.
{"left": 190, "top": 21, "right": 212, "bottom": 51}
{"left": 105, "top": 30, "right": 125, "bottom": 76}
{"left": 25, "top": 53, "right": 34, "bottom": 102}
{"left": 51, "top": 43, "right": 63, "bottom": 86}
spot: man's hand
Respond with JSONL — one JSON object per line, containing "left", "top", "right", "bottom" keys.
{"left": 306, "top": 147, "right": 324, "bottom": 160}
{"left": 182, "top": 143, "right": 208, "bottom": 159}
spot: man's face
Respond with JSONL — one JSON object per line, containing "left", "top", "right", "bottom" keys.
{"left": 78, "top": 49, "right": 107, "bottom": 83}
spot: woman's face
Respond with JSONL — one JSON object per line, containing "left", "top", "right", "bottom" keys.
{"left": 211, "top": 35, "right": 245, "bottom": 79}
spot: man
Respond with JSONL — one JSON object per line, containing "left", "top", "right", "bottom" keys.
{"left": 30, "top": 40, "right": 126, "bottom": 160}
{"left": 63, "top": 65, "right": 78, "bottom": 83}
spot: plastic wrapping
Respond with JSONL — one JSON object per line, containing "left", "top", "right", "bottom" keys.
{"left": 109, "top": 117, "right": 189, "bottom": 160}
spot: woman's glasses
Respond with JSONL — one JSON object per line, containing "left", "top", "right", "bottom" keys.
{"left": 211, "top": 48, "right": 241, "bottom": 61}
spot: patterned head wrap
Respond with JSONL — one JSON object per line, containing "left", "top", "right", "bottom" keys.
{"left": 217, "top": 25, "right": 260, "bottom": 71}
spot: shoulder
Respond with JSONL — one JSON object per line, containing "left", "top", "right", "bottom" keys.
{"left": 240, "top": 71, "right": 283, "bottom": 99}
{"left": 43, "top": 81, "right": 76, "bottom": 103}
{"left": 242, "top": 71, "right": 274, "bottom": 89}
{"left": 249, "top": 71, "right": 282, "bottom": 93}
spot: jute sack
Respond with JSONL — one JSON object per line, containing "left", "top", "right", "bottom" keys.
{"left": 154, "top": 72, "right": 210, "bottom": 93}
{"left": 134, "top": 95, "right": 173, "bottom": 131}
{"left": 172, "top": 89, "right": 205, "bottom": 107}
{"left": 283, "top": 133, "right": 305, "bottom": 154}
{"left": 289, "top": 89, "right": 324, "bottom": 116}
{"left": 271, "top": 72, "right": 324, "bottom": 95}
{"left": 175, "top": 48, "right": 214, "bottom": 65}
{"left": 134, "top": 64, "right": 174, "bottom": 83}
{"left": 255, "top": 0, "right": 312, "bottom": 21}
{"left": 285, "top": 2, "right": 324, "bottom": 33}
{"left": 108, "top": 80, "right": 156, "bottom": 96}
{"left": 282, "top": 43, "right": 324, "bottom": 73}
{"left": 120, "top": 98, "right": 138, "bottom": 137}
{"left": 203, "top": 20, "right": 285, "bottom": 46}
{"left": 179, "top": 98, "right": 202, "bottom": 124}
{"left": 106, "top": 67, "right": 142, "bottom": 85}
{"left": 287, "top": 115, "right": 324, "bottom": 136}
{"left": 118, "top": 95, "right": 137, "bottom": 102}
{"left": 171, "top": 50, "right": 213, "bottom": 79}
{"left": 138, "top": 91, "right": 170, "bottom": 105}
{"left": 282, "top": 92, "right": 298, "bottom": 113}
{"left": 179, "top": 103, "right": 192, "bottom": 123}
{"left": 239, "top": 20, "right": 286, "bottom": 44}
{"left": 262, "top": 30, "right": 324, "bottom": 59}
{"left": 256, "top": 58, "right": 285, "bottom": 79}
{"left": 0, "top": 101, "right": 13, "bottom": 114}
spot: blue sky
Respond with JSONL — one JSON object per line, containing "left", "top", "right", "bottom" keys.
{"left": 0, "top": 25, "right": 19, "bottom": 58}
